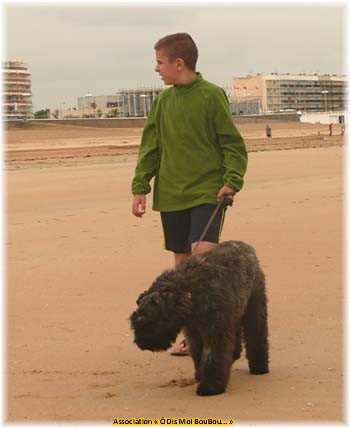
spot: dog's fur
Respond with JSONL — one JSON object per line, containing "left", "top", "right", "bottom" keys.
{"left": 130, "top": 240, "right": 269, "bottom": 396}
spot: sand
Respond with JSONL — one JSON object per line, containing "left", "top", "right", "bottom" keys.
{"left": 5, "top": 122, "right": 344, "bottom": 423}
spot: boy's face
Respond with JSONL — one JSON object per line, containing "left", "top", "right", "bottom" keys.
{"left": 155, "top": 49, "right": 182, "bottom": 85}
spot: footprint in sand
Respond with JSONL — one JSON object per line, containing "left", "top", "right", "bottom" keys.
{"left": 99, "top": 391, "right": 118, "bottom": 399}
{"left": 90, "top": 382, "right": 115, "bottom": 389}
{"left": 160, "top": 378, "right": 196, "bottom": 388}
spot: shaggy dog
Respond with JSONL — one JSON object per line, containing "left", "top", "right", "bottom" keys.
{"left": 130, "top": 240, "right": 269, "bottom": 396}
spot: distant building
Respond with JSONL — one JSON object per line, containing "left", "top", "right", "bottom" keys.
{"left": 77, "top": 94, "right": 122, "bottom": 111}
{"left": 76, "top": 87, "right": 163, "bottom": 118}
{"left": 299, "top": 111, "right": 346, "bottom": 125}
{"left": 2, "top": 60, "right": 33, "bottom": 119}
{"left": 232, "top": 73, "right": 348, "bottom": 114}
{"left": 117, "top": 87, "right": 163, "bottom": 117}
{"left": 230, "top": 95, "right": 263, "bottom": 115}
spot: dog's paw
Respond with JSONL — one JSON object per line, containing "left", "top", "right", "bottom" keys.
{"left": 249, "top": 366, "right": 269, "bottom": 375}
{"left": 196, "top": 384, "right": 225, "bottom": 396}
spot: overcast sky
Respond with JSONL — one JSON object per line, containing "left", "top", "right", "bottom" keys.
{"left": 3, "top": 3, "right": 347, "bottom": 111}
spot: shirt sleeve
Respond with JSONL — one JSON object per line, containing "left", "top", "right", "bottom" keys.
{"left": 212, "top": 89, "right": 248, "bottom": 192}
{"left": 131, "top": 97, "right": 161, "bottom": 195}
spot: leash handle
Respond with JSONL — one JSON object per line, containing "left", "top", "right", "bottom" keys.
{"left": 221, "top": 192, "right": 235, "bottom": 207}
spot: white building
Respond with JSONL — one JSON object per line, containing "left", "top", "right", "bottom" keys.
{"left": 299, "top": 112, "right": 346, "bottom": 124}
{"left": 2, "top": 60, "right": 33, "bottom": 119}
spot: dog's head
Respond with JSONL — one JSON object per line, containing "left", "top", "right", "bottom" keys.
{"left": 130, "top": 276, "right": 192, "bottom": 352}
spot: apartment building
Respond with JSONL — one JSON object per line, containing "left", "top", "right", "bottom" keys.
{"left": 2, "top": 60, "right": 33, "bottom": 119}
{"left": 232, "top": 73, "right": 347, "bottom": 114}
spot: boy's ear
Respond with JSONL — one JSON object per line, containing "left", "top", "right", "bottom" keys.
{"left": 175, "top": 57, "right": 185, "bottom": 70}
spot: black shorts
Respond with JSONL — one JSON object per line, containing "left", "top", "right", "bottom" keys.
{"left": 160, "top": 204, "right": 226, "bottom": 254}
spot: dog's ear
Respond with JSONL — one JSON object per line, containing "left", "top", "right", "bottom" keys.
{"left": 136, "top": 290, "right": 162, "bottom": 306}
{"left": 149, "top": 291, "right": 162, "bottom": 305}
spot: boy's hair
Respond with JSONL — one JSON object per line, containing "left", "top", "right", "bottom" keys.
{"left": 154, "top": 33, "right": 198, "bottom": 71}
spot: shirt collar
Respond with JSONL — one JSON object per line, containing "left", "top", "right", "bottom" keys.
{"left": 174, "top": 72, "right": 203, "bottom": 90}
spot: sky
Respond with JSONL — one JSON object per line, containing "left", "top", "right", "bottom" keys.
{"left": 3, "top": 2, "right": 348, "bottom": 111}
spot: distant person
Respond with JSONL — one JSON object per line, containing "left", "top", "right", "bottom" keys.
{"left": 131, "top": 33, "right": 248, "bottom": 356}
{"left": 329, "top": 123, "right": 333, "bottom": 137}
{"left": 341, "top": 124, "right": 345, "bottom": 136}
{"left": 266, "top": 124, "right": 272, "bottom": 139}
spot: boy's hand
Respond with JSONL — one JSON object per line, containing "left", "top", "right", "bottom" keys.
{"left": 217, "top": 186, "right": 236, "bottom": 203}
{"left": 132, "top": 194, "right": 146, "bottom": 217}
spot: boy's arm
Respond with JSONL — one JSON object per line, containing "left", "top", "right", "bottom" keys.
{"left": 213, "top": 89, "right": 248, "bottom": 192}
{"left": 131, "top": 98, "right": 160, "bottom": 197}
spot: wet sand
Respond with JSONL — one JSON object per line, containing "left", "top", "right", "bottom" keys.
{"left": 6, "top": 122, "right": 344, "bottom": 422}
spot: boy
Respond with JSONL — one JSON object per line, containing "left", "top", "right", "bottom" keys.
{"left": 131, "top": 33, "right": 247, "bottom": 354}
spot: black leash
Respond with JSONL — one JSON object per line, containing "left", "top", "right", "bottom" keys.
{"left": 192, "top": 192, "right": 235, "bottom": 254}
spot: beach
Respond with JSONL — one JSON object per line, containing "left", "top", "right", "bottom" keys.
{"left": 6, "top": 121, "right": 344, "bottom": 422}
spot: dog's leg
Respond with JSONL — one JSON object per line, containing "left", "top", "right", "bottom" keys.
{"left": 242, "top": 268, "right": 269, "bottom": 375}
{"left": 196, "top": 329, "right": 236, "bottom": 396}
{"left": 232, "top": 325, "right": 242, "bottom": 363}
{"left": 184, "top": 326, "right": 202, "bottom": 382}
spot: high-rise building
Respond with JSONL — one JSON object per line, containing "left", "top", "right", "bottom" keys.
{"left": 232, "top": 73, "right": 347, "bottom": 114}
{"left": 2, "top": 60, "right": 33, "bottom": 119}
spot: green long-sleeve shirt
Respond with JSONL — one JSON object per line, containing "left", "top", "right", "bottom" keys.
{"left": 131, "top": 73, "right": 248, "bottom": 212}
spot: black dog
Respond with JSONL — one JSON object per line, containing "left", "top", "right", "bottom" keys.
{"left": 130, "top": 241, "right": 269, "bottom": 396}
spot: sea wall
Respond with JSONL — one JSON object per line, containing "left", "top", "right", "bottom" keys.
{"left": 5, "top": 113, "right": 299, "bottom": 129}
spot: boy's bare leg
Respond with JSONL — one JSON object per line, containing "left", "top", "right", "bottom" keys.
{"left": 174, "top": 252, "right": 191, "bottom": 266}
{"left": 171, "top": 242, "right": 218, "bottom": 355}
{"left": 175, "top": 241, "right": 217, "bottom": 266}
{"left": 191, "top": 241, "right": 217, "bottom": 254}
